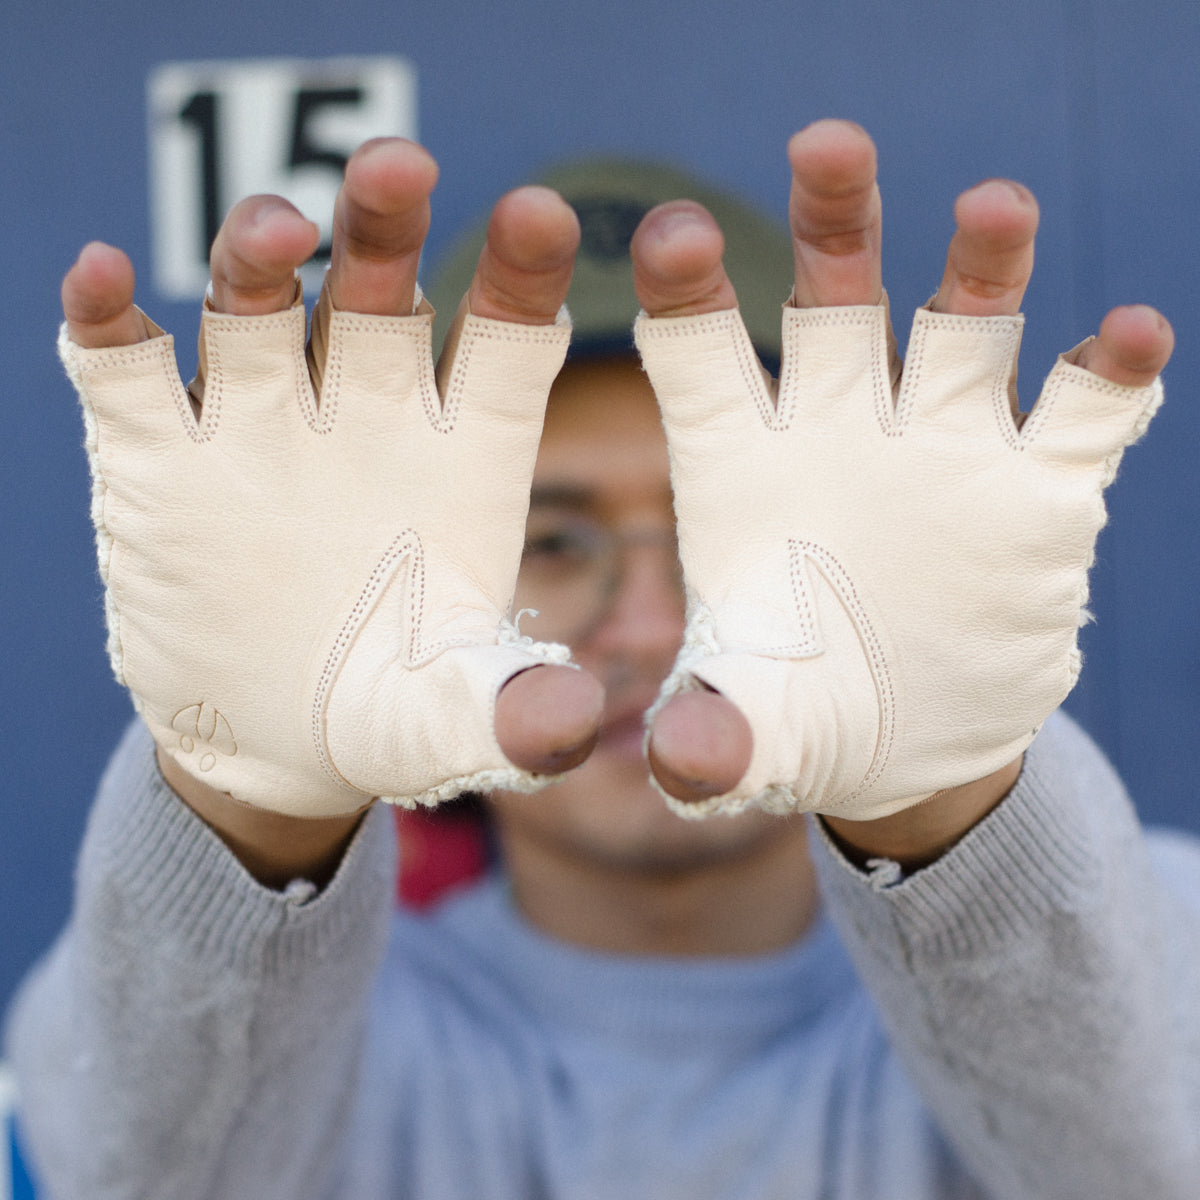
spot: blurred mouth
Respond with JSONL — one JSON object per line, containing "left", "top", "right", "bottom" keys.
{"left": 596, "top": 694, "right": 659, "bottom": 762}
{"left": 597, "top": 714, "right": 648, "bottom": 761}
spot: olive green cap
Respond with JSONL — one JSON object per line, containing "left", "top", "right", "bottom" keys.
{"left": 426, "top": 158, "right": 793, "bottom": 368}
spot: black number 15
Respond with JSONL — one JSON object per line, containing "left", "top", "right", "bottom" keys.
{"left": 179, "top": 85, "right": 365, "bottom": 260}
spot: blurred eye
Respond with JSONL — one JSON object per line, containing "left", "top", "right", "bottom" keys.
{"left": 521, "top": 512, "right": 607, "bottom": 578}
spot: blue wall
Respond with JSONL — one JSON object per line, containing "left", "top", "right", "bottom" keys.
{"left": 4, "top": 0, "right": 1199, "bottom": 1009}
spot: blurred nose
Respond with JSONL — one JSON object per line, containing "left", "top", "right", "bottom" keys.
{"left": 584, "top": 536, "right": 686, "bottom": 666}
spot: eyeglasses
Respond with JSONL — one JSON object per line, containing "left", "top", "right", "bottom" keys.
{"left": 512, "top": 507, "right": 685, "bottom": 645}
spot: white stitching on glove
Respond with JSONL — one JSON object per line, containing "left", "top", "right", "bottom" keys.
{"left": 60, "top": 288, "right": 573, "bottom": 817}
{"left": 634, "top": 300, "right": 1162, "bottom": 821}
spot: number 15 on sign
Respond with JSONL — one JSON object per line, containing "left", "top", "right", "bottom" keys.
{"left": 148, "top": 57, "right": 417, "bottom": 300}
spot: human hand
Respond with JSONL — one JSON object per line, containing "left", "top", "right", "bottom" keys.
{"left": 632, "top": 120, "right": 1172, "bottom": 832}
{"left": 60, "top": 139, "right": 603, "bottom": 822}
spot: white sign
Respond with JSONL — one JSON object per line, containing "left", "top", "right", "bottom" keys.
{"left": 148, "top": 56, "right": 418, "bottom": 299}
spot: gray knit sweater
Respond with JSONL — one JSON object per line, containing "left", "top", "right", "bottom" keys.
{"left": 7, "top": 711, "right": 1200, "bottom": 1198}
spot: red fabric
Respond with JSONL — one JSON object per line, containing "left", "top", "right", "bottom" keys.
{"left": 394, "top": 806, "right": 490, "bottom": 910}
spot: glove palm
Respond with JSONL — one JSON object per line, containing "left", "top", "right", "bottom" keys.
{"left": 635, "top": 302, "right": 1161, "bottom": 820}
{"left": 61, "top": 292, "right": 572, "bottom": 816}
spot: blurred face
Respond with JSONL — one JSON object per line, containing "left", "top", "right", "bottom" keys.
{"left": 487, "top": 356, "right": 791, "bottom": 874}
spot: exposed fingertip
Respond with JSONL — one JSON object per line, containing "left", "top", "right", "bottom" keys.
{"left": 63, "top": 241, "right": 134, "bottom": 307}
{"left": 630, "top": 201, "right": 735, "bottom": 317}
{"left": 327, "top": 142, "right": 438, "bottom": 316}
{"left": 789, "top": 118, "right": 875, "bottom": 153}
{"left": 247, "top": 202, "right": 320, "bottom": 243}
{"left": 75, "top": 240, "right": 131, "bottom": 271}
{"left": 788, "top": 120, "right": 877, "bottom": 191}
{"left": 209, "top": 196, "right": 320, "bottom": 314}
{"left": 1101, "top": 303, "right": 1173, "bottom": 348}
{"left": 495, "top": 665, "right": 604, "bottom": 775}
{"left": 961, "top": 178, "right": 1038, "bottom": 206}
{"left": 235, "top": 196, "right": 322, "bottom": 257}
{"left": 345, "top": 137, "right": 439, "bottom": 204}
{"left": 1088, "top": 304, "right": 1174, "bottom": 382}
{"left": 633, "top": 200, "right": 720, "bottom": 250}
{"left": 647, "top": 689, "right": 753, "bottom": 802}
{"left": 953, "top": 179, "right": 1039, "bottom": 244}
{"left": 62, "top": 242, "right": 143, "bottom": 346}
{"left": 487, "top": 186, "right": 581, "bottom": 274}
{"left": 466, "top": 187, "right": 579, "bottom": 324}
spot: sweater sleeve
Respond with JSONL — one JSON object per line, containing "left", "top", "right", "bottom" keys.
{"left": 810, "top": 710, "right": 1200, "bottom": 1200}
{"left": 3, "top": 720, "right": 398, "bottom": 1200}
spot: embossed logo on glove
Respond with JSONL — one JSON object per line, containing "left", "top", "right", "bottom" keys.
{"left": 61, "top": 289, "right": 572, "bottom": 816}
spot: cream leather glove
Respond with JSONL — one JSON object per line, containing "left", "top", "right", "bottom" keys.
{"left": 60, "top": 287, "right": 572, "bottom": 817}
{"left": 635, "top": 301, "right": 1162, "bottom": 821}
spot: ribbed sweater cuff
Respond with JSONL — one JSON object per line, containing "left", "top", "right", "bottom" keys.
{"left": 811, "top": 714, "right": 1136, "bottom": 964}
{"left": 76, "top": 720, "right": 397, "bottom": 977}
